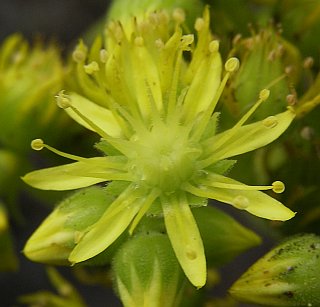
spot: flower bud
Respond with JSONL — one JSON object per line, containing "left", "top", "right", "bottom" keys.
{"left": 107, "top": 0, "right": 204, "bottom": 35}
{"left": 23, "top": 186, "right": 124, "bottom": 265}
{"left": 229, "top": 233, "right": 320, "bottom": 306}
{"left": 0, "top": 34, "right": 68, "bottom": 153}
{"left": 112, "top": 233, "right": 186, "bottom": 307}
{"left": 224, "top": 28, "right": 300, "bottom": 121}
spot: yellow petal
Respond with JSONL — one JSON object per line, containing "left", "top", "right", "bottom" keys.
{"left": 161, "top": 193, "right": 206, "bottom": 288}
{"left": 69, "top": 185, "right": 143, "bottom": 263}
{"left": 22, "top": 157, "right": 129, "bottom": 190}
{"left": 66, "top": 93, "right": 122, "bottom": 137}
{"left": 204, "top": 109, "right": 295, "bottom": 162}
{"left": 184, "top": 174, "right": 295, "bottom": 221}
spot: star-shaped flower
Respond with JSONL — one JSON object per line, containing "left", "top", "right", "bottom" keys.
{"left": 23, "top": 8, "right": 295, "bottom": 288}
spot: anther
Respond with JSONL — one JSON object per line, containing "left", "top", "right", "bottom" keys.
{"left": 31, "top": 139, "right": 44, "bottom": 151}
{"left": 225, "top": 57, "right": 240, "bottom": 72}
{"left": 195, "top": 17, "right": 205, "bottom": 31}
{"left": 72, "top": 43, "right": 87, "bottom": 63}
{"left": 263, "top": 116, "right": 278, "bottom": 128}
{"left": 233, "top": 195, "right": 249, "bottom": 209}
{"left": 232, "top": 33, "right": 242, "bottom": 46}
{"left": 134, "top": 36, "right": 144, "bottom": 47}
{"left": 172, "top": 8, "right": 185, "bottom": 23}
{"left": 259, "top": 89, "right": 270, "bottom": 101}
{"left": 55, "top": 90, "right": 71, "bottom": 109}
{"left": 181, "top": 34, "right": 194, "bottom": 48}
{"left": 99, "top": 49, "right": 108, "bottom": 63}
{"left": 286, "top": 94, "right": 297, "bottom": 106}
{"left": 303, "top": 57, "right": 314, "bottom": 69}
{"left": 209, "top": 40, "right": 219, "bottom": 53}
{"left": 84, "top": 61, "right": 99, "bottom": 74}
{"left": 155, "top": 38, "right": 164, "bottom": 49}
{"left": 272, "top": 181, "right": 285, "bottom": 193}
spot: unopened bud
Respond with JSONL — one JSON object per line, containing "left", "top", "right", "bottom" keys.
{"left": 113, "top": 233, "right": 186, "bottom": 307}
{"left": 230, "top": 234, "right": 320, "bottom": 306}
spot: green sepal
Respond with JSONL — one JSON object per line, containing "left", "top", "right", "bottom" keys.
{"left": 107, "top": 0, "right": 204, "bottom": 30}
{"left": 230, "top": 233, "right": 320, "bottom": 306}
{"left": 23, "top": 186, "right": 118, "bottom": 265}
{"left": 192, "top": 205, "right": 261, "bottom": 266}
{"left": 112, "top": 233, "right": 186, "bottom": 307}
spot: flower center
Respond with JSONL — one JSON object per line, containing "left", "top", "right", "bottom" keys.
{"left": 128, "top": 122, "right": 201, "bottom": 193}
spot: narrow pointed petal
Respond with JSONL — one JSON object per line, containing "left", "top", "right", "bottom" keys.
{"left": 184, "top": 174, "right": 295, "bottom": 221}
{"left": 66, "top": 93, "right": 122, "bottom": 137}
{"left": 183, "top": 50, "right": 222, "bottom": 122}
{"left": 21, "top": 157, "right": 129, "bottom": 190}
{"left": 161, "top": 193, "right": 206, "bottom": 288}
{"left": 69, "top": 185, "right": 143, "bottom": 263}
{"left": 204, "top": 109, "right": 295, "bottom": 161}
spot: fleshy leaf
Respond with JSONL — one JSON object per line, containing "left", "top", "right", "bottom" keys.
{"left": 69, "top": 185, "right": 143, "bottom": 263}
{"left": 161, "top": 193, "right": 206, "bottom": 288}
{"left": 66, "top": 93, "right": 122, "bottom": 137}
{"left": 21, "top": 157, "right": 129, "bottom": 190}
{"left": 184, "top": 174, "right": 295, "bottom": 221}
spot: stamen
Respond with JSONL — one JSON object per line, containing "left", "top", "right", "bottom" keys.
{"left": 225, "top": 57, "right": 240, "bottom": 72}
{"left": 99, "top": 49, "right": 108, "bottom": 63}
{"left": 209, "top": 40, "right": 219, "bottom": 53}
{"left": 272, "top": 181, "right": 285, "bottom": 193}
{"left": 31, "top": 139, "right": 87, "bottom": 162}
{"left": 195, "top": 18, "right": 205, "bottom": 32}
{"left": 207, "top": 88, "right": 271, "bottom": 155}
{"left": 155, "top": 38, "right": 164, "bottom": 49}
{"left": 134, "top": 36, "right": 144, "bottom": 47}
{"left": 72, "top": 41, "right": 88, "bottom": 63}
{"left": 31, "top": 139, "right": 44, "bottom": 151}
{"left": 55, "top": 90, "right": 71, "bottom": 109}
{"left": 84, "top": 61, "right": 99, "bottom": 75}
{"left": 172, "top": 8, "right": 185, "bottom": 24}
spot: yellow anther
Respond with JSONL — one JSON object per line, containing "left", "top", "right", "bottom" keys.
{"left": 134, "top": 36, "right": 144, "bottom": 47}
{"left": 195, "top": 17, "right": 205, "bottom": 31}
{"left": 72, "top": 43, "right": 87, "bottom": 63}
{"left": 209, "top": 40, "right": 219, "bottom": 53}
{"left": 99, "top": 49, "right": 108, "bottom": 63}
{"left": 263, "top": 116, "right": 278, "bottom": 128}
{"left": 286, "top": 94, "right": 297, "bottom": 106}
{"left": 225, "top": 57, "right": 240, "bottom": 72}
{"left": 31, "top": 139, "right": 44, "bottom": 151}
{"left": 303, "top": 57, "right": 314, "bottom": 69}
{"left": 172, "top": 8, "right": 185, "bottom": 23}
{"left": 55, "top": 91, "right": 71, "bottom": 109}
{"left": 233, "top": 195, "right": 249, "bottom": 209}
{"left": 259, "top": 89, "right": 270, "bottom": 101}
{"left": 84, "top": 61, "right": 99, "bottom": 74}
{"left": 155, "top": 38, "right": 164, "bottom": 49}
{"left": 272, "top": 181, "right": 285, "bottom": 193}
{"left": 181, "top": 34, "right": 194, "bottom": 48}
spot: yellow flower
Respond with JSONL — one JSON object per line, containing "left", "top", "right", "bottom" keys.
{"left": 23, "top": 7, "right": 295, "bottom": 288}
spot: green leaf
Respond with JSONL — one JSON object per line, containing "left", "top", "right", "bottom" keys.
{"left": 192, "top": 206, "right": 261, "bottom": 266}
